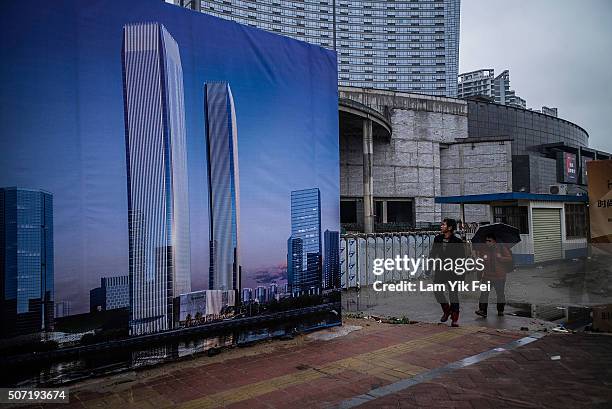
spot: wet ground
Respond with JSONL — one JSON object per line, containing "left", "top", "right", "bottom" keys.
{"left": 342, "top": 256, "right": 611, "bottom": 332}
{"left": 13, "top": 318, "right": 612, "bottom": 408}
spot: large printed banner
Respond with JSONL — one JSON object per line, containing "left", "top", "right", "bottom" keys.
{"left": 587, "top": 160, "right": 612, "bottom": 244}
{"left": 0, "top": 0, "right": 340, "bottom": 377}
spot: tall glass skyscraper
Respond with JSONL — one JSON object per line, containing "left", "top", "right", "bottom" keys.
{"left": 122, "top": 23, "right": 191, "bottom": 335}
{"left": 289, "top": 188, "right": 322, "bottom": 292}
{"left": 174, "top": 0, "right": 460, "bottom": 96}
{"left": 323, "top": 230, "right": 340, "bottom": 289}
{"left": 0, "top": 187, "right": 54, "bottom": 336}
{"left": 205, "top": 82, "right": 241, "bottom": 292}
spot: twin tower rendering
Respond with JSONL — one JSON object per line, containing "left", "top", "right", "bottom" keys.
{"left": 122, "top": 23, "right": 239, "bottom": 335}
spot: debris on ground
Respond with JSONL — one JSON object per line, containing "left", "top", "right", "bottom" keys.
{"left": 306, "top": 325, "right": 362, "bottom": 341}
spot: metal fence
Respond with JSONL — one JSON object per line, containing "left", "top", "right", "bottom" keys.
{"left": 340, "top": 232, "right": 439, "bottom": 289}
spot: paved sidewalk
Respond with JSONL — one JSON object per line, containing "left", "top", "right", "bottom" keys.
{"left": 355, "top": 332, "right": 612, "bottom": 409}
{"left": 20, "top": 319, "right": 611, "bottom": 409}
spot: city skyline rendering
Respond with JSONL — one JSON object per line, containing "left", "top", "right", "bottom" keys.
{"left": 0, "top": 0, "right": 340, "bottom": 314}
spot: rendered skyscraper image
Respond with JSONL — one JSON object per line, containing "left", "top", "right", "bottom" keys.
{"left": 2, "top": 0, "right": 341, "bottom": 347}
{"left": 205, "top": 82, "right": 241, "bottom": 292}
{"left": 287, "top": 236, "right": 303, "bottom": 293}
{"left": 0, "top": 187, "right": 54, "bottom": 336}
{"left": 323, "top": 230, "right": 340, "bottom": 289}
{"left": 288, "top": 188, "right": 322, "bottom": 292}
{"left": 89, "top": 275, "right": 130, "bottom": 312}
{"left": 122, "top": 23, "right": 191, "bottom": 335}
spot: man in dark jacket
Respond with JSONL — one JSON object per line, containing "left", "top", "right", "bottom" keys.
{"left": 428, "top": 218, "right": 466, "bottom": 327}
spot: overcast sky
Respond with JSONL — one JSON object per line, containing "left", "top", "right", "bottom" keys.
{"left": 460, "top": 0, "right": 612, "bottom": 153}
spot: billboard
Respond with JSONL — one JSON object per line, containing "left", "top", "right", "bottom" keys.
{"left": 557, "top": 152, "right": 578, "bottom": 184}
{"left": 587, "top": 160, "right": 612, "bottom": 244}
{"left": 581, "top": 156, "right": 591, "bottom": 185}
{"left": 0, "top": 0, "right": 340, "bottom": 382}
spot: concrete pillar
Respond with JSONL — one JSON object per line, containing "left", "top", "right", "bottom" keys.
{"left": 363, "top": 118, "right": 374, "bottom": 233}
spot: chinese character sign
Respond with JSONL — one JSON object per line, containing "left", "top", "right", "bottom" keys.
{"left": 587, "top": 160, "right": 612, "bottom": 244}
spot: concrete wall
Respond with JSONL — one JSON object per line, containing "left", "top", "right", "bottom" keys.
{"left": 529, "top": 155, "right": 557, "bottom": 194}
{"left": 439, "top": 140, "right": 513, "bottom": 222}
{"left": 339, "top": 87, "right": 468, "bottom": 226}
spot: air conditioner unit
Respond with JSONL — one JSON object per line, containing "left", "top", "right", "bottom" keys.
{"left": 549, "top": 184, "right": 568, "bottom": 195}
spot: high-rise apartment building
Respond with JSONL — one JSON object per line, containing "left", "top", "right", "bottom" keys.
{"left": 288, "top": 188, "right": 322, "bottom": 292}
{"left": 0, "top": 187, "right": 54, "bottom": 336}
{"left": 122, "top": 23, "right": 191, "bottom": 335}
{"left": 173, "top": 0, "right": 461, "bottom": 96}
{"left": 493, "top": 70, "right": 526, "bottom": 109}
{"left": 458, "top": 68, "right": 526, "bottom": 108}
{"left": 205, "top": 82, "right": 241, "bottom": 292}
{"left": 457, "top": 68, "right": 494, "bottom": 100}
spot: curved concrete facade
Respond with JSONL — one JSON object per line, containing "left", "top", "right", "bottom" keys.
{"left": 467, "top": 100, "right": 589, "bottom": 155}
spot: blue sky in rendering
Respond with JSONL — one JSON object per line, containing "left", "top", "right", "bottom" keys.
{"left": 0, "top": 0, "right": 339, "bottom": 312}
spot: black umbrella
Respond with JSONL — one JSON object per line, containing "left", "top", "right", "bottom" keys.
{"left": 471, "top": 223, "right": 521, "bottom": 247}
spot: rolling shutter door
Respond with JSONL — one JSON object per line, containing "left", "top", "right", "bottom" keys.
{"left": 532, "top": 208, "right": 562, "bottom": 262}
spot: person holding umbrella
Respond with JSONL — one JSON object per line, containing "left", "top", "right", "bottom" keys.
{"left": 471, "top": 223, "right": 521, "bottom": 317}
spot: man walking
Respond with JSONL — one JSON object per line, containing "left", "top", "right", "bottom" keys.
{"left": 429, "top": 218, "right": 466, "bottom": 327}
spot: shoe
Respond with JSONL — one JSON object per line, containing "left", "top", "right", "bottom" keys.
{"left": 440, "top": 303, "right": 451, "bottom": 323}
{"left": 475, "top": 310, "right": 487, "bottom": 318}
{"left": 451, "top": 311, "right": 459, "bottom": 327}
{"left": 497, "top": 303, "right": 505, "bottom": 316}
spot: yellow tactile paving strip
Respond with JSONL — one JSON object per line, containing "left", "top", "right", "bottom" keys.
{"left": 174, "top": 326, "right": 480, "bottom": 409}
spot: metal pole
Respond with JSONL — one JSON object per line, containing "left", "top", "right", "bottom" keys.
{"left": 362, "top": 119, "right": 374, "bottom": 234}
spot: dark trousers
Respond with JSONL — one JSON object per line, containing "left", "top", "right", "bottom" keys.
{"left": 434, "top": 273, "right": 460, "bottom": 312}
{"left": 479, "top": 279, "right": 506, "bottom": 311}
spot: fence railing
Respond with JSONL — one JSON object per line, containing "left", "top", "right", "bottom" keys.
{"left": 340, "top": 232, "right": 439, "bottom": 289}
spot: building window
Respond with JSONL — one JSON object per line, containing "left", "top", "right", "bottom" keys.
{"left": 340, "top": 200, "right": 357, "bottom": 224}
{"left": 565, "top": 204, "right": 587, "bottom": 238}
{"left": 493, "top": 206, "right": 529, "bottom": 234}
{"left": 373, "top": 199, "right": 414, "bottom": 229}
{"left": 387, "top": 201, "right": 413, "bottom": 224}
{"left": 375, "top": 201, "right": 384, "bottom": 223}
